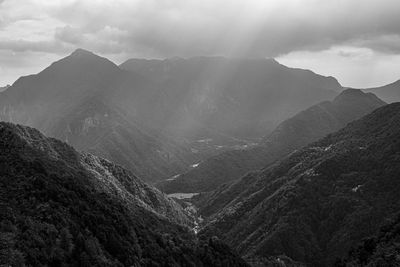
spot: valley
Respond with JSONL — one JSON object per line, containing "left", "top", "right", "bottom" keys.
{"left": 1, "top": 48, "right": 400, "bottom": 266}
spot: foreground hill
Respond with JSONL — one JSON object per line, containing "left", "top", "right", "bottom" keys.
{"left": 339, "top": 213, "right": 400, "bottom": 266}
{"left": 365, "top": 79, "right": 400, "bottom": 103}
{"left": 0, "top": 122, "right": 248, "bottom": 266}
{"left": 200, "top": 103, "right": 400, "bottom": 266}
{"left": 157, "top": 89, "right": 385, "bottom": 194}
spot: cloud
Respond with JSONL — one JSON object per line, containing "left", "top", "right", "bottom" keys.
{"left": 0, "top": 49, "right": 60, "bottom": 85}
{"left": 0, "top": 39, "right": 68, "bottom": 53}
{"left": 1, "top": 0, "right": 400, "bottom": 86}
{"left": 278, "top": 46, "right": 400, "bottom": 88}
{"left": 1, "top": 0, "right": 400, "bottom": 58}
{"left": 353, "top": 34, "right": 400, "bottom": 54}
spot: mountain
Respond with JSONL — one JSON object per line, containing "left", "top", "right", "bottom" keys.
{"left": 156, "top": 89, "right": 385, "bottom": 194}
{"left": 0, "top": 85, "right": 9, "bottom": 92}
{"left": 120, "top": 57, "right": 342, "bottom": 139}
{"left": 0, "top": 49, "right": 345, "bottom": 183}
{"left": 0, "top": 49, "right": 198, "bottom": 183}
{"left": 199, "top": 103, "right": 400, "bottom": 266}
{"left": 365, "top": 79, "right": 400, "bottom": 103}
{"left": 0, "top": 122, "right": 248, "bottom": 266}
{"left": 47, "top": 98, "right": 197, "bottom": 183}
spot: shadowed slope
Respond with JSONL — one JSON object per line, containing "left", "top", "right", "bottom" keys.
{"left": 200, "top": 103, "right": 400, "bottom": 266}
{"left": 0, "top": 122, "right": 248, "bottom": 266}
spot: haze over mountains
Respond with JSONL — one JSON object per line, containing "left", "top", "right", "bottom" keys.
{"left": 0, "top": 49, "right": 342, "bottom": 183}
{"left": 157, "top": 89, "right": 385, "bottom": 193}
{"left": 120, "top": 57, "right": 341, "bottom": 139}
{"left": 1, "top": 48, "right": 400, "bottom": 266}
{"left": 365, "top": 79, "right": 400, "bottom": 103}
{"left": 0, "top": 49, "right": 197, "bottom": 182}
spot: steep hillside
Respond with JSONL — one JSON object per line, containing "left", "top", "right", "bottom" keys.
{"left": 0, "top": 122, "right": 248, "bottom": 266}
{"left": 200, "top": 103, "right": 400, "bottom": 266}
{"left": 157, "top": 89, "right": 385, "bottom": 194}
{"left": 365, "top": 79, "right": 400, "bottom": 103}
{"left": 338, "top": 213, "right": 400, "bottom": 266}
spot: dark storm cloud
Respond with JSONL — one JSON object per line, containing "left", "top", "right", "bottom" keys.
{"left": 2, "top": 0, "right": 400, "bottom": 87}
{"left": 56, "top": 0, "right": 400, "bottom": 57}
{"left": 1, "top": 0, "right": 400, "bottom": 57}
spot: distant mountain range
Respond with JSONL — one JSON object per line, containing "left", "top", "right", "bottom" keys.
{"left": 364, "top": 79, "right": 400, "bottom": 103}
{"left": 120, "top": 56, "right": 341, "bottom": 139}
{"left": 198, "top": 103, "right": 400, "bottom": 266}
{"left": 0, "top": 49, "right": 343, "bottom": 183}
{"left": 0, "top": 122, "right": 248, "bottom": 266}
{"left": 157, "top": 89, "right": 385, "bottom": 193}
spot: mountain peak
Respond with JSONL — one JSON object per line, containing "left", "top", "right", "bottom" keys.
{"left": 39, "top": 48, "right": 120, "bottom": 77}
{"left": 333, "top": 88, "right": 385, "bottom": 105}
{"left": 338, "top": 88, "right": 363, "bottom": 95}
{"left": 64, "top": 48, "right": 117, "bottom": 67}
{"left": 335, "top": 88, "right": 364, "bottom": 99}
{"left": 70, "top": 48, "right": 96, "bottom": 57}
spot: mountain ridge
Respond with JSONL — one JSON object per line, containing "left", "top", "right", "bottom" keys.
{"left": 0, "top": 121, "right": 249, "bottom": 266}
{"left": 157, "top": 89, "right": 385, "bottom": 194}
{"left": 0, "top": 48, "right": 346, "bottom": 183}
{"left": 0, "top": 49, "right": 199, "bottom": 183}
{"left": 199, "top": 102, "right": 400, "bottom": 266}
{"left": 364, "top": 79, "right": 400, "bottom": 103}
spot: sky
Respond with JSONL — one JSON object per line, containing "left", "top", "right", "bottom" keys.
{"left": 1, "top": 0, "right": 400, "bottom": 88}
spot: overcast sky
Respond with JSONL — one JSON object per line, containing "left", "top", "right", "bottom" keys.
{"left": 1, "top": 0, "right": 400, "bottom": 88}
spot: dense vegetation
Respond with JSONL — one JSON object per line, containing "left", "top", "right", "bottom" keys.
{"left": 0, "top": 122, "right": 248, "bottom": 266}
{"left": 200, "top": 103, "right": 400, "bottom": 266}
{"left": 337, "top": 213, "right": 400, "bottom": 266}
{"left": 158, "top": 89, "right": 385, "bottom": 194}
